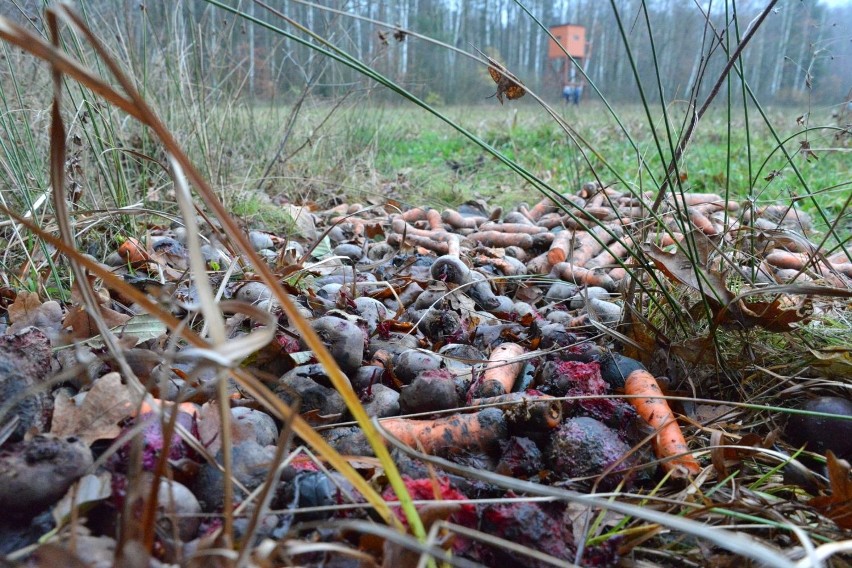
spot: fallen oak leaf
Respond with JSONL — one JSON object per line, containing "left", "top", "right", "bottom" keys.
{"left": 6, "top": 290, "right": 64, "bottom": 338}
{"left": 63, "top": 304, "right": 131, "bottom": 340}
{"left": 50, "top": 372, "right": 139, "bottom": 445}
{"left": 734, "top": 296, "right": 812, "bottom": 332}
{"left": 642, "top": 240, "right": 734, "bottom": 307}
{"left": 809, "top": 451, "right": 852, "bottom": 529}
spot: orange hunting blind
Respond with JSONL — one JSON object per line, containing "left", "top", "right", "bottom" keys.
{"left": 548, "top": 24, "right": 586, "bottom": 59}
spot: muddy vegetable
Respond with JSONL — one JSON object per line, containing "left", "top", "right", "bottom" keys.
{"left": 470, "top": 342, "right": 526, "bottom": 398}
{"left": 326, "top": 407, "right": 508, "bottom": 464}
{"left": 0, "top": 435, "right": 93, "bottom": 519}
{"left": 785, "top": 396, "right": 852, "bottom": 460}
{"left": 399, "top": 368, "right": 460, "bottom": 414}
{"left": 275, "top": 365, "right": 347, "bottom": 418}
{"left": 304, "top": 316, "right": 365, "bottom": 375}
{"left": 394, "top": 349, "right": 443, "bottom": 384}
{"left": 547, "top": 417, "right": 639, "bottom": 488}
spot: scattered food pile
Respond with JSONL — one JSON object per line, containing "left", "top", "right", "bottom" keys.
{"left": 0, "top": 182, "right": 850, "bottom": 566}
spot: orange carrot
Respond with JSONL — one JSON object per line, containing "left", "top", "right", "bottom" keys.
{"left": 828, "top": 251, "right": 852, "bottom": 265}
{"left": 537, "top": 212, "right": 568, "bottom": 229}
{"left": 585, "top": 192, "right": 606, "bottom": 208}
{"left": 550, "top": 262, "right": 615, "bottom": 291}
{"left": 467, "top": 231, "right": 534, "bottom": 249}
{"left": 650, "top": 232, "right": 684, "bottom": 247}
{"left": 377, "top": 407, "right": 508, "bottom": 458}
{"left": 608, "top": 267, "right": 627, "bottom": 282}
{"left": 425, "top": 208, "right": 444, "bottom": 231}
{"left": 400, "top": 207, "right": 427, "bottom": 222}
{"left": 118, "top": 237, "right": 150, "bottom": 266}
{"left": 390, "top": 217, "right": 455, "bottom": 241}
{"left": 668, "top": 192, "right": 723, "bottom": 208}
{"left": 547, "top": 230, "right": 574, "bottom": 265}
{"left": 386, "top": 233, "right": 450, "bottom": 255}
{"left": 526, "top": 197, "right": 558, "bottom": 220}
{"left": 624, "top": 370, "right": 701, "bottom": 477}
{"left": 578, "top": 206, "right": 617, "bottom": 221}
{"left": 765, "top": 250, "right": 811, "bottom": 271}
{"left": 568, "top": 226, "right": 617, "bottom": 266}
{"left": 525, "top": 251, "right": 553, "bottom": 275}
{"left": 470, "top": 342, "right": 526, "bottom": 397}
{"left": 688, "top": 207, "right": 720, "bottom": 235}
{"left": 831, "top": 262, "right": 852, "bottom": 278}
{"left": 441, "top": 209, "right": 485, "bottom": 230}
{"left": 134, "top": 399, "right": 198, "bottom": 418}
{"left": 617, "top": 207, "right": 649, "bottom": 219}
{"left": 478, "top": 221, "right": 547, "bottom": 235}
{"left": 585, "top": 242, "right": 629, "bottom": 269}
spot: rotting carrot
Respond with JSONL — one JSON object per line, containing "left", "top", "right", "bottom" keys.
{"left": 687, "top": 208, "right": 719, "bottom": 235}
{"left": 608, "top": 267, "right": 627, "bottom": 282}
{"left": 467, "top": 230, "right": 534, "bottom": 249}
{"left": 400, "top": 207, "right": 427, "bottom": 223}
{"left": 479, "top": 221, "right": 547, "bottom": 235}
{"left": 441, "top": 209, "right": 484, "bottom": 230}
{"left": 585, "top": 192, "right": 606, "bottom": 208}
{"left": 649, "top": 232, "right": 684, "bottom": 247}
{"left": 617, "top": 207, "right": 648, "bottom": 219}
{"left": 668, "top": 192, "right": 724, "bottom": 208}
{"left": 118, "top": 237, "right": 150, "bottom": 266}
{"left": 585, "top": 242, "right": 629, "bottom": 270}
{"left": 386, "top": 233, "right": 450, "bottom": 255}
{"left": 550, "top": 262, "right": 615, "bottom": 291}
{"left": 526, "top": 251, "right": 553, "bottom": 275}
{"left": 390, "top": 217, "right": 455, "bottom": 242}
{"left": 526, "top": 197, "right": 558, "bottom": 220}
{"left": 828, "top": 251, "right": 852, "bottom": 265}
{"left": 470, "top": 342, "right": 526, "bottom": 398}
{"left": 536, "top": 212, "right": 568, "bottom": 229}
{"left": 568, "top": 226, "right": 617, "bottom": 267}
{"left": 425, "top": 208, "right": 444, "bottom": 231}
{"left": 624, "top": 370, "right": 701, "bottom": 477}
{"left": 471, "top": 391, "right": 563, "bottom": 431}
{"left": 547, "top": 230, "right": 574, "bottom": 265}
{"left": 377, "top": 407, "right": 508, "bottom": 458}
{"left": 578, "top": 206, "right": 617, "bottom": 221}
{"left": 765, "top": 250, "right": 811, "bottom": 271}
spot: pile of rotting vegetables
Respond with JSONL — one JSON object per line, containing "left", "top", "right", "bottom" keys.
{"left": 1, "top": 180, "right": 850, "bottom": 567}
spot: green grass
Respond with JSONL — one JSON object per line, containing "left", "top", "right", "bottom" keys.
{"left": 256, "top": 101, "right": 850, "bottom": 224}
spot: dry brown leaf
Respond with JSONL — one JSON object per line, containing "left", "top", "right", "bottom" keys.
{"left": 62, "top": 304, "right": 132, "bottom": 339}
{"left": 643, "top": 242, "right": 733, "bottom": 307}
{"left": 734, "top": 296, "right": 811, "bottom": 332}
{"left": 807, "top": 346, "right": 852, "bottom": 378}
{"left": 809, "top": 451, "right": 852, "bottom": 529}
{"left": 51, "top": 372, "right": 139, "bottom": 445}
{"left": 62, "top": 274, "right": 132, "bottom": 340}
{"left": 6, "top": 290, "right": 64, "bottom": 337}
{"left": 644, "top": 242, "right": 812, "bottom": 331}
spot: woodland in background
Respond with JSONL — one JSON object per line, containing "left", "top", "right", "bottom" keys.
{"left": 6, "top": 0, "right": 852, "bottom": 106}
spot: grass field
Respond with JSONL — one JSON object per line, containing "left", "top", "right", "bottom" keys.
{"left": 217, "top": 100, "right": 851, "bottom": 234}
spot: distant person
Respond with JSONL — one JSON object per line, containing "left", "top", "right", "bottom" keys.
{"left": 563, "top": 85, "right": 581, "bottom": 105}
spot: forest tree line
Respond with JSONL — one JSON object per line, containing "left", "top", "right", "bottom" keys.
{"left": 6, "top": 0, "right": 852, "bottom": 107}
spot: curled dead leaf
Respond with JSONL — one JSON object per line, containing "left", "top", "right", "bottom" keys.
{"left": 809, "top": 451, "right": 852, "bottom": 529}
{"left": 50, "top": 372, "right": 139, "bottom": 445}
